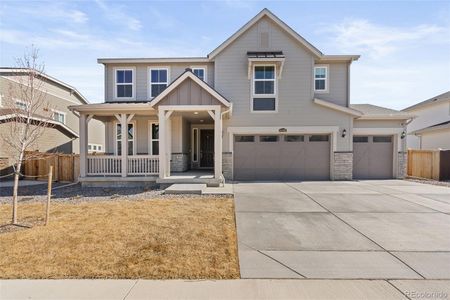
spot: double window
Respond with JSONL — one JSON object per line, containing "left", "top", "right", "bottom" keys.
{"left": 116, "top": 122, "right": 135, "bottom": 156}
{"left": 150, "top": 68, "right": 169, "bottom": 98}
{"left": 149, "top": 122, "right": 159, "bottom": 155}
{"left": 252, "top": 65, "right": 276, "bottom": 112}
{"left": 192, "top": 67, "right": 206, "bottom": 81}
{"left": 115, "top": 69, "right": 134, "bottom": 99}
{"left": 314, "top": 66, "right": 328, "bottom": 92}
{"left": 52, "top": 110, "right": 66, "bottom": 124}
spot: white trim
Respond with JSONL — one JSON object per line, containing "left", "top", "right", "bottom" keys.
{"left": 148, "top": 121, "right": 160, "bottom": 155}
{"left": 148, "top": 67, "right": 170, "bottom": 99}
{"left": 251, "top": 64, "right": 278, "bottom": 113}
{"left": 150, "top": 73, "right": 231, "bottom": 108}
{"left": 314, "top": 98, "right": 363, "bottom": 117}
{"left": 357, "top": 114, "right": 415, "bottom": 120}
{"left": 51, "top": 109, "right": 66, "bottom": 124}
{"left": 190, "top": 66, "right": 207, "bottom": 82}
{"left": 314, "top": 65, "right": 329, "bottom": 93}
{"left": 158, "top": 105, "right": 222, "bottom": 111}
{"left": 318, "top": 55, "right": 360, "bottom": 62}
{"left": 208, "top": 8, "right": 322, "bottom": 59}
{"left": 70, "top": 102, "right": 156, "bottom": 113}
{"left": 114, "top": 119, "right": 137, "bottom": 155}
{"left": 113, "top": 67, "right": 136, "bottom": 100}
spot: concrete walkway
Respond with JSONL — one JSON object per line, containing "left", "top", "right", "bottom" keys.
{"left": 234, "top": 180, "right": 450, "bottom": 279}
{"left": 2, "top": 279, "right": 450, "bottom": 299}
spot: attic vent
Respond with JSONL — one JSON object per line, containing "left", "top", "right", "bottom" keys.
{"left": 260, "top": 32, "right": 269, "bottom": 48}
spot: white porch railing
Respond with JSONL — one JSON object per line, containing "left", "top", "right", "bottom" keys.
{"left": 87, "top": 155, "right": 122, "bottom": 176}
{"left": 128, "top": 155, "right": 159, "bottom": 175}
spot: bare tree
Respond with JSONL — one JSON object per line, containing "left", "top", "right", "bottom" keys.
{"left": 0, "top": 46, "right": 53, "bottom": 225}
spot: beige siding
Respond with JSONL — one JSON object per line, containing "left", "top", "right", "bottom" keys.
{"left": 155, "top": 78, "right": 220, "bottom": 106}
{"left": 354, "top": 120, "right": 404, "bottom": 128}
{"left": 421, "top": 129, "right": 450, "bottom": 150}
{"left": 105, "top": 62, "right": 215, "bottom": 102}
{"left": 214, "top": 16, "right": 353, "bottom": 151}
{"left": 314, "top": 62, "right": 349, "bottom": 106}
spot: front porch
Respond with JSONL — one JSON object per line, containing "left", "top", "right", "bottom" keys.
{"left": 71, "top": 70, "right": 231, "bottom": 187}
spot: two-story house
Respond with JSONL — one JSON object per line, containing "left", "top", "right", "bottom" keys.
{"left": 403, "top": 91, "right": 450, "bottom": 150}
{"left": 0, "top": 68, "right": 105, "bottom": 176}
{"left": 70, "top": 9, "right": 413, "bottom": 186}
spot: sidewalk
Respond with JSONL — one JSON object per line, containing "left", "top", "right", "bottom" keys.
{"left": 2, "top": 279, "right": 449, "bottom": 300}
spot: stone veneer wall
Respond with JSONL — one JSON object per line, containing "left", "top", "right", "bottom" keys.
{"left": 222, "top": 152, "right": 233, "bottom": 180}
{"left": 171, "top": 153, "right": 189, "bottom": 172}
{"left": 333, "top": 152, "right": 353, "bottom": 180}
{"left": 397, "top": 151, "right": 407, "bottom": 179}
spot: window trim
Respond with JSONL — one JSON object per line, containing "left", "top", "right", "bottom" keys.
{"left": 52, "top": 109, "right": 66, "bottom": 124}
{"left": 148, "top": 67, "right": 170, "bottom": 99}
{"left": 251, "top": 64, "right": 278, "bottom": 113}
{"left": 190, "top": 66, "right": 207, "bottom": 82}
{"left": 314, "top": 65, "right": 329, "bottom": 93}
{"left": 114, "top": 120, "right": 137, "bottom": 155}
{"left": 113, "top": 67, "right": 136, "bottom": 100}
{"left": 148, "top": 121, "right": 159, "bottom": 156}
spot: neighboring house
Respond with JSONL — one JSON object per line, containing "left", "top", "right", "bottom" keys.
{"left": 0, "top": 68, "right": 105, "bottom": 176}
{"left": 70, "top": 8, "right": 413, "bottom": 185}
{"left": 403, "top": 91, "right": 450, "bottom": 150}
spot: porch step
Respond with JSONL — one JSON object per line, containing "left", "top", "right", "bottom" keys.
{"left": 163, "top": 183, "right": 234, "bottom": 195}
{"left": 164, "top": 184, "right": 206, "bottom": 195}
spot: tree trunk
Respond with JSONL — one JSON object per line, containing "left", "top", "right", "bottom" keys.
{"left": 12, "top": 169, "right": 20, "bottom": 225}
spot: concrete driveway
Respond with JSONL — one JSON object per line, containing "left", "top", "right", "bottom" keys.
{"left": 234, "top": 180, "right": 450, "bottom": 279}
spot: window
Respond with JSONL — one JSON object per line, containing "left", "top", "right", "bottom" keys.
{"left": 149, "top": 122, "right": 159, "bottom": 155}
{"left": 52, "top": 110, "right": 66, "bottom": 124}
{"left": 93, "top": 145, "right": 97, "bottom": 151}
{"left": 314, "top": 66, "right": 328, "bottom": 92}
{"left": 353, "top": 136, "right": 368, "bottom": 143}
{"left": 252, "top": 65, "right": 276, "bottom": 112}
{"left": 88, "top": 145, "right": 92, "bottom": 151}
{"left": 373, "top": 136, "right": 392, "bottom": 143}
{"left": 309, "top": 135, "right": 329, "bottom": 142}
{"left": 192, "top": 67, "right": 206, "bottom": 81}
{"left": 15, "top": 100, "right": 27, "bottom": 110}
{"left": 285, "top": 135, "right": 304, "bottom": 142}
{"left": 116, "top": 123, "right": 135, "bottom": 155}
{"left": 88, "top": 144, "right": 103, "bottom": 153}
{"left": 192, "top": 128, "right": 198, "bottom": 162}
{"left": 260, "top": 135, "right": 278, "bottom": 142}
{"left": 235, "top": 135, "right": 255, "bottom": 142}
{"left": 150, "top": 68, "right": 168, "bottom": 98}
{"left": 115, "top": 69, "right": 134, "bottom": 99}
{"left": 98, "top": 145, "right": 102, "bottom": 151}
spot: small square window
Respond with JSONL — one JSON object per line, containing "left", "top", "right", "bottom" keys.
{"left": 373, "top": 136, "right": 392, "bottom": 143}
{"left": 353, "top": 136, "right": 368, "bottom": 143}
{"left": 235, "top": 136, "right": 255, "bottom": 142}
{"left": 260, "top": 135, "right": 278, "bottom": 142}
{"left": 309, "top": 135, "right": 329, "bottom": 142}
{"left": 285, "top": 135, "right": 304, "bottom": 142}
{"left": 192, "top": 68, "right": 206, "bottom": 81}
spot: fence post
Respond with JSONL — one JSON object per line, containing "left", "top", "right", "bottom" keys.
{"left": 45, "top": 165, "right": 53, "bottom": 226}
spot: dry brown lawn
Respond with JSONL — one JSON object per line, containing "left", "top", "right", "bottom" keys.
{"left": 0, "top": 197, "right": 239, "bottom": 279}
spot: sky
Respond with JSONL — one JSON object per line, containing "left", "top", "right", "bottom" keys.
{"left": 1, "top": 0, "right": 449, "bottom": 109}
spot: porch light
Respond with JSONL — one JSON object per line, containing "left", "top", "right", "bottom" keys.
{"left": 401, "top": 131, "right": 406, "bottom": 139}
{"left": 341, "top": 129, "right": 347, "bottom": 138}
{"left": 194, "top": 112, "right": 199, "bottom": 115}
{"left": 200, "top": 119, "right": 204, "bottom": 123}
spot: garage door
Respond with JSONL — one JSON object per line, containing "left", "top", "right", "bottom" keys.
{"left": 353, "top": 135, "right": 393, "bottom": 179}
{"left": 233, "top": 134, "right": 330, "bottom": 181}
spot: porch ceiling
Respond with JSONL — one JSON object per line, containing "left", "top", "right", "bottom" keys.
{"left": 173, "top": 111, "right": 214, "bottom": 123}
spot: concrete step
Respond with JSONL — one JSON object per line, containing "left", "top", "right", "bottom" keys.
{"left": 164, "top": 184, "right": 206, "bottom": 195}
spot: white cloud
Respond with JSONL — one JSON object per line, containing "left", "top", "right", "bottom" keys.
{"left": 324, "top": 19, "right": 447, "bottom": 58}
{"left": 94, "top": 0, "right": 142, "bottom": 31}
{"left": 11, "top": 5, "right": 88, "bottom": 24}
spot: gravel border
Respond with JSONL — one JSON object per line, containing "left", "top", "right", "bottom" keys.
{"left": 405, "top": 177, "right": 450, "bottom": 188}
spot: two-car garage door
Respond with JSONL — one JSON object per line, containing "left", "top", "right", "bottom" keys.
{"left": 233, "top": 134, "right": 330, "bottom": 181}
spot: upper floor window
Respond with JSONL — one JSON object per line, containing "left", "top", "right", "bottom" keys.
{"left": 192, "top": 67, "right": 206, "bottom": 81}
{"left": 150, "top": 68, "right": 169, "bottom": 98}
{"left": 15, "top": 100, "right": 27, "bottom": 110}
{"left": 115, "top": 69, "right": 134, "bottom": 99}
{"left": 314, "top": 66, "right": 328, "bottom": 92}
{"left": 252, "top": 65, "right": 276, "bottom": 112}
{"left": 52, "top": 110, "right": 66, "bottom": 124}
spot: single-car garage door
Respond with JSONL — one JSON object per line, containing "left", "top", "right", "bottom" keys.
{"left": 233, "top": 134, "right": 330, "bottom": 181}
{"left": 353, "top": 135, "right": 393, "bottom": 179}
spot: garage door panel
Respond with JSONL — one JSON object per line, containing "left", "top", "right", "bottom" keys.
{"left": 305, "top": 139, "right": 330, "bottom": 180}
{"left": 234, "top": 139, "right": 256, "bottom": 181}
{"left": 279, "top": 141, "right": 306, "bottom": 180}
{"left": 353, "top": 143, "right": 370, "bottom": 179}
{"left": 353, "top": 135, "right": 393, "bottom": 179}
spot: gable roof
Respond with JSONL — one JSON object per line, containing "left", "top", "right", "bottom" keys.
{"left": 208, "top": 8, "right": 323, "bottom": 59}
{"left": 314, "top": 98, "right": 363, "bottom": 117}
{"left": 410, "top": 120, "right": 450, "bottom": 135}
{"left": 0, "top": 68, "right": 89, "bottom": 104}
{"left": 351, "top": 104, "right": 414, "bottom": 120}
{"left": 149, "top": 70, "right": 231, "bottom": 108}
{"left": 402, "top": 91, "right": 450, "bottom": 112}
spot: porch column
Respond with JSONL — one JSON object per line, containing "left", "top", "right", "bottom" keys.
{"left": 121, "top": 113, "right": 128, "bottom": 177}
{"left": 79, "top": 114, "right": 88, "bottom": 178}
{"left": 166, "top": 114, "right": 171, "bottom": 177}
{"left": 214, "top": 109, "right": 222, "bottom": 179}
{"left": 158, "top": 109, "right": 166, "bottom": 179}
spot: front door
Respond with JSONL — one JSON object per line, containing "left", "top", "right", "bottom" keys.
{"left": 200, "top": 129, "right": 214, "bottom": 168}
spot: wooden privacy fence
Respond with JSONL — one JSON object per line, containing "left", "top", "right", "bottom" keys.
{"left": 407, "top": 149, "right": 450, "bottom": 181}
{"left": 24, "top": 152, "right": 80, "bottom": 182}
